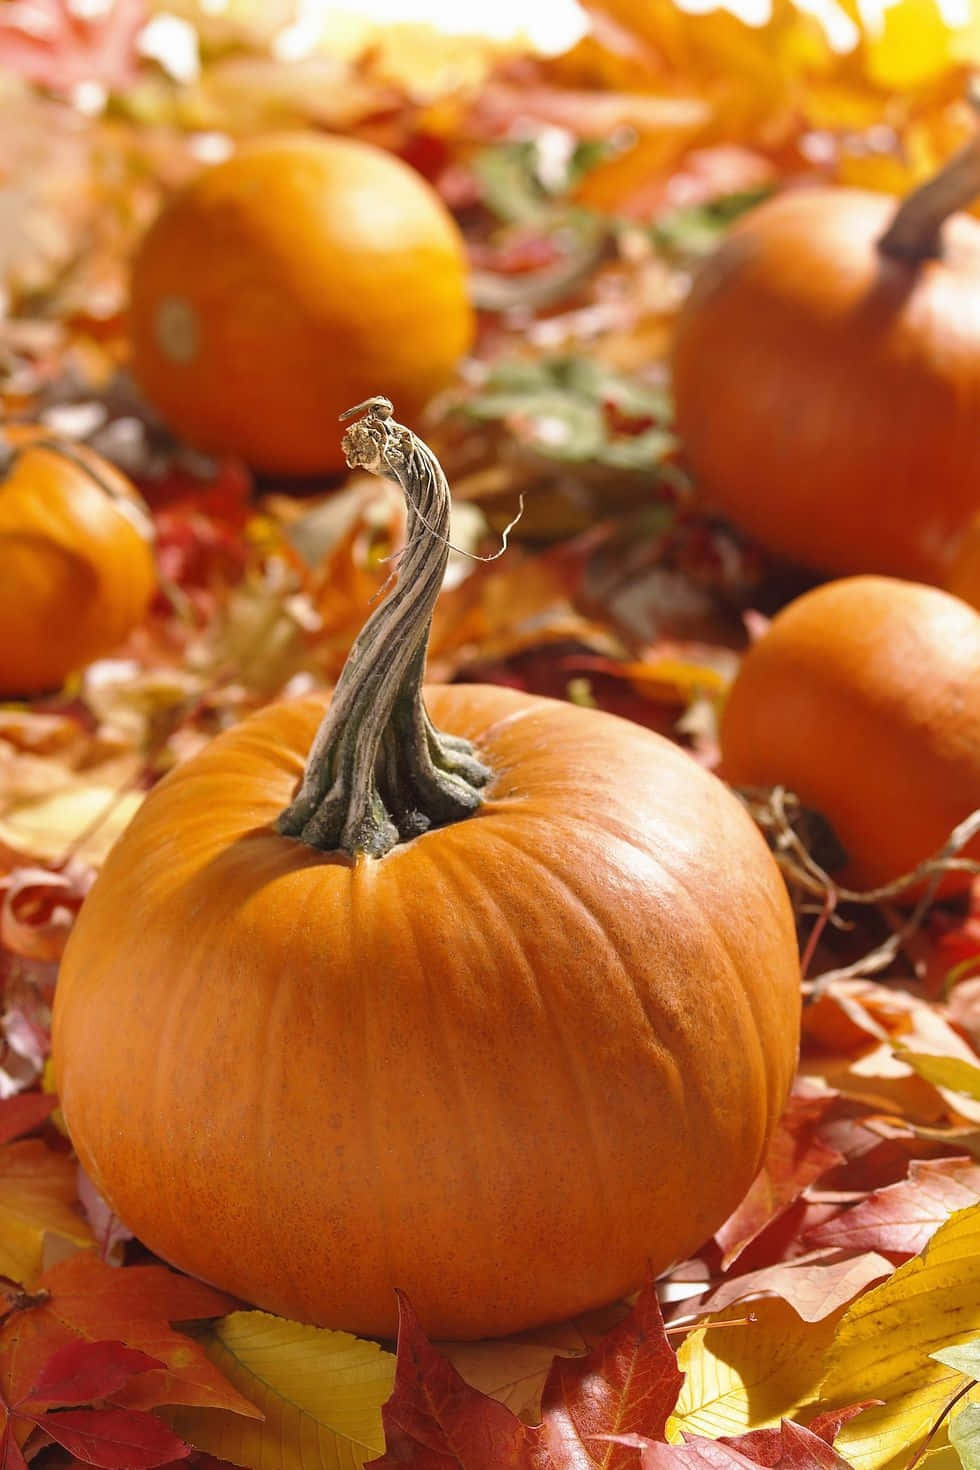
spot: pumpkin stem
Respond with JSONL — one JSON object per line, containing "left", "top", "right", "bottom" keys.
{"left": 277, "top": 397, "right": 492, "bottom": 858}
{"left": 877, "top": 129, "right": 980, "bottom": 262}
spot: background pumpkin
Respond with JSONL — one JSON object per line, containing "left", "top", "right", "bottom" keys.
{"left": 719, "top": 575, "right": 980, "bottom": 892}
{"left": 0, "top": 428, "right": 156, "bottom": 696}
{"left": 52, "top": 402, "right": 801, "bottom": 1342}
{"left": 128, "top": 133, "right": 474, "bottom": 476}
{"left": 671, "top": 133, "right": 980, "bottom": 583}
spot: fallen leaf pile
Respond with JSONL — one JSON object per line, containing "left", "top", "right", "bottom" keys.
{"left": 2, "top": 1, "right": 980, "bottom": 1467}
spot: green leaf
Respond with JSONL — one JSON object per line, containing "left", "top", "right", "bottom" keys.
{"left": 952, "top": 1403, "right": 980, "bottom": 1468}
{"left": 473, "top": 139, "right": 614, "bottom": 223}
{"left": 459, "top": 355, "right": 678, "bottom": 473}
{"left": 933, "top": 1341, "right": 980, "bottom": 1380}
{"left": 170, "top": 1311, "right": 395, "bottom": 1470}
{"left": 650, "top": 188, "right": 772, "bottom": 261}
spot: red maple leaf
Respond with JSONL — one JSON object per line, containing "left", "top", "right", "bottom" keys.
{"left": 0, "top": 1336, "right": 190, "bottom": 1470}
{"left": 0, "top": 1255, "right": 261, "bottom": 1425}
{"left": 373, "top": 1280, "right": 682, "bottom": 1469}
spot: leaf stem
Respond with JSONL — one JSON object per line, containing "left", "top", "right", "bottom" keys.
{"left": 277, "top": 397, "right": 492, "bottom": 858}
{"left": 906, "top": 1378, "right": 975, "bottom": 1470}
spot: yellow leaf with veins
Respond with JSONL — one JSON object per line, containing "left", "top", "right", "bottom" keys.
{"left": 816, "top": 1204, "right": 980, "bottom": 1470}
{"left": 171, "top": 1311, "right": 394, "bottom": 1470}
{"left": 667, "top": 1297, "right": 841, "bottom": 1441}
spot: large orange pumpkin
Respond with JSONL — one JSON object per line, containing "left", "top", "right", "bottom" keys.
{"left": 128, "top": 134, "right": 474, "bottom": 476}
{"left": 720, "top": 576, "right": 980, "bottom": 893}
{"left": 0, "top": 428, "right": 156, "bottom": 696}
{"left": 53, "top": 400, "right": 800, "bottom": 1341}
{"left": 671, "top": 134, "right": 980, "bottom": 583}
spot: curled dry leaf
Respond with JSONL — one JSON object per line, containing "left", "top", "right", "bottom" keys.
{"left": 0, "top": 865, "right": 93, "bottom": 964}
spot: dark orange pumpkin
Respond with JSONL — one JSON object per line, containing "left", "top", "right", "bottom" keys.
{"left": 0, "top": 428, "right": 156, "bottom": 696}
{"left": 671, "top": 134, "right": 980, "bottom": 583}
{"left": 52, "top": 400, "right": 800, "bottom": 1341}
{"left": 720, "top": 575, "right": 980, "bottom": 893}
{"left": 129, "top": 134, "right": 474, "bottom": 476}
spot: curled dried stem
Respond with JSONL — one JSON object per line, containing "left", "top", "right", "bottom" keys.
{"left": 737, "top": 787, "right": 980, "bottom": 986}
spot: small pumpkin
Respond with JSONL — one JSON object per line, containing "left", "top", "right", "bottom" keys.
{"left": 671, "top": 133, "right": 980, "bottom": 583}
{"left": 0, "top": 428, "right": 156, "bottom": 696}
{"left": 719, "top": 575, "right": 980, "bottom": 893}
{"left": 129, "top": 134, "right": 474, "bottom": 476}
{"left": 53, "top": 401, "right": 800, "bottom": 1340}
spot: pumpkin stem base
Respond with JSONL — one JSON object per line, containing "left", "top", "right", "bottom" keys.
{"left": 277, "top": 398, "right": 492, "bottom": 859}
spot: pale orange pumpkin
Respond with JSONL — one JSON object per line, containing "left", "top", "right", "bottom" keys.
{"left": 52, "top": 400, "right": 800, "bottom": 1340}
{"left": 0, "top": 428, "right": 156, "bottom": 696}
{"left": 129, "top": 134, "right": 474, "bottom": 476}
{"left": 672, "top": 134, "right": 980, "bottom": 583}
{"left": 720, "top": 575, "right": 980, "bottom": 893}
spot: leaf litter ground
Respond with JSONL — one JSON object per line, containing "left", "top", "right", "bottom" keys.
{"left": 2, "top": 2, "right": 980, "bottom": 1468}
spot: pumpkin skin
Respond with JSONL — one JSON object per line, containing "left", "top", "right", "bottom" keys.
{"left": 53, "top": 683, "right": 800, "bottom": 1340}
{"left": 0, "top": 430, "right": 156, "bottom": 696}
{"left": 719, "top": 576, "right": 980, "bottom": 892}
{"left": 128, "top": 134, "right": 474, "bottom": 475}
{"left": 671, "top": 187, "right": 980, "bottom": 583}
{"left": 946, "top": 513, "right": 980, "bottom": 610}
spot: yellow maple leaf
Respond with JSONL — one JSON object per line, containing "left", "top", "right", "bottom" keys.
{"left": 817, "top": 1203, "right": 980, "bottom": 1470}
{"left": 170, "top": 1311, "right": 395, "bottom": 1470}
{"left": 0, "top": 1138, "right": 93, "bottom": 1284}
{"left": 667, "top": 1297, "right": 842, "bottom": 1441}
{"left": 863, "top": 0, "right": 955, "bottom": 89}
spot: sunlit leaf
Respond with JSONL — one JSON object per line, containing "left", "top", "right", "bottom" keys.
{"left": 817, "top": 1204, "right": 980, "bottom": 1470}
{"left": 170, "top": 1312, "right": 395, "bottom": 1470}
{"left": 669, "top": 1299, "right": 842, "bottom": 1442}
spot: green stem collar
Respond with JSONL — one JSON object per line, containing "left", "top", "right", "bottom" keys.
{"left": 277, "top": 398, "right": 491, "bottom": 858}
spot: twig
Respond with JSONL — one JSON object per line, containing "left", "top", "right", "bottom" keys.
{"left": 736, "top": 789, "right": 980, "bottom": 987}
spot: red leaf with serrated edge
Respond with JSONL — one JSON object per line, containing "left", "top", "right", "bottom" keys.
{"left": 0, "top": 1094, "right": 56, "bottom": 1147}
{"left": 603, "top": 1436, "right": 758, "bottom": 1467}
{"left": 376, "top": 1284, "right": 684, "bottom": 1469}
{"left": 720, "top": 1419, "right": 855, "bottom": 1466}
{"left": 25, "top": 1339, "right": 164, "bottom": 1408}
{"left": 715, "top": 1095, "right": 843, "bottom": 1267}
{"left": 538, "top": 1282, "right": 682, "bottom": 1468}
{"left": 803, "top": 1157, "right": 980, "bottom": 1259}
{"left": 375, "top": 1292, "right": 547, "bottom": 1469}
{"left": 601, "top": 1421, "right": 856, "bottom": 1467}
{"left": 805, "top": 1405, "right": 879, "bottom": 1444}
{"left": 24, "top": 1406, "right": 189, "bottom": 1468}
{"left": 0, "top": 1257, "right": 256, "bottom": 1423}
